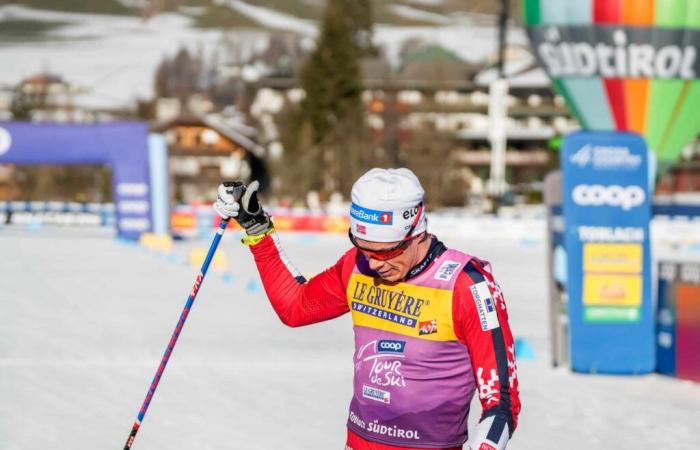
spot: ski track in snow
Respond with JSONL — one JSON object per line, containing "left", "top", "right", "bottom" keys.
{"left": 1, "top": 222, "right": 699, "bottom": 449}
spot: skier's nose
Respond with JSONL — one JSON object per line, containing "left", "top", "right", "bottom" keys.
{"left": 368, "top": 257, "right": 386, "bottom": 272}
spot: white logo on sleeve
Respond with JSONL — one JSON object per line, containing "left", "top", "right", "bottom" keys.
{"left": 434, "top": 260, "right": 460, "bottom": 281}
{"left": 470, "top": 281, "right": 500, "bottom": 331}
{"left": 476, "top": 366, "right": 500, "bottom": 406}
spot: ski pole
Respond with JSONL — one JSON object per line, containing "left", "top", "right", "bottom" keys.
{"left": 123, "top": 218, "right": 230, "bottom": 450}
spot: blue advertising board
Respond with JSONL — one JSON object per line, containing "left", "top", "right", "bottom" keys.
{"left": 562, "top": 131, "right": 654, "bottom": 374}
{"left": 0, "top": 122, "right": 152, "bottom": 240}
{"left": 656, "top": 262, "right": 677, "bottom": 376}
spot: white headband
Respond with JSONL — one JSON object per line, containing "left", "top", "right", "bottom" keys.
{"left": 349, "top": 202, "right": 426, "bottom": 242}
{"left": 349, "top": 167, "right": 427, "bottom": 242}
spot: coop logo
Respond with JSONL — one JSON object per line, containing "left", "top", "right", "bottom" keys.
{"left": 572, "top": 184, "right": 646, "bottom": 210}
{"left": 350, "top": 203, "right": 393, "bottom": 225}
{"left": 0, "top": 127, "right": 11, "bottom": 156}
{"left": 570, "top": 144, "right": 642, "bottom": 170}
{"left": 377, "top": 340, "right": 406, "bottom": 354}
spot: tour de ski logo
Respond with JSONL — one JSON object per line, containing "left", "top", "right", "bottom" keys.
{"left": 355, "top": 339, "right": 407, "bottom": 404}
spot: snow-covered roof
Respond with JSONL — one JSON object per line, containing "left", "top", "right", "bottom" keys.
{"left": 153, "top": 113, "right": 266, "bottom": 159}
{"left": 474, "top": 48, "right": 551, "bottom": 88}
{"left": 202, "top": 114, "right": 266, "bottom": 158}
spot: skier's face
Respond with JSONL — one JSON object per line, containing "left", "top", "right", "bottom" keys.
{"left": 355, "top": 234, "right": 428, "bottom": 282}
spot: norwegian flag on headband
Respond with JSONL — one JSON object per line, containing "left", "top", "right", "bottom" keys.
{"left": 356, "top": 224, "right": 367, "bottom": 235}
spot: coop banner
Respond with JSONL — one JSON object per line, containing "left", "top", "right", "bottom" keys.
{"left": 562, "top": 131, "right": 654, "bottom": 374}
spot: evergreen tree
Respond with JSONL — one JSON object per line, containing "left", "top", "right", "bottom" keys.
{"left": 292, "top": 0, "right": 373, "bottom": 198}
{"left": 153, "top": 47, "right": 205, "bottom": 101}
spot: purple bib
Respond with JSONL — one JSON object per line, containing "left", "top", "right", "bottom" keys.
{"left": 345, "top": 249, "right": 476, "bottom": 448}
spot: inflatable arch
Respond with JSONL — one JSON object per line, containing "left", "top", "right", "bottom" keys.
{"left": 0, "top": 122, "right": 168, "bottom": 240}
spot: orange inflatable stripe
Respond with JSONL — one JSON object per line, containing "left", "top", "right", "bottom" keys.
{"left": 624, "top": 79, "right": 650, "bottom": 134}
{"left": 622, "top": 0, "right": 654, "bottom": 24}
{"left": 622, "top": 0, "right": 654, "bottom": 134}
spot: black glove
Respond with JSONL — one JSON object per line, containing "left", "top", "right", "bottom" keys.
{"left": 214, "top": 180, "right": 273, "bottom": 235}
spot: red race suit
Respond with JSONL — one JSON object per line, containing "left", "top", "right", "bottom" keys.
{"left": 245, "top": 232, "right": 521, "bottom": 450}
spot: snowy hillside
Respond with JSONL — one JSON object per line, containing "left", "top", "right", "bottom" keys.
{"left": 0, "top": 1, "right": 528, "bottom": 108}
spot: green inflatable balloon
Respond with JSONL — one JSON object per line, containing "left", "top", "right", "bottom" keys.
{"left": 522, "top": 0, "right": 700, "bottom": 163}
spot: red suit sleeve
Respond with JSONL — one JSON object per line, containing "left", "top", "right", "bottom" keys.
{"left": 247, "top": 233, "right": 355, "bottom": 327}
{"left": 453, "top": 258, "right": 521, "bottom": 449}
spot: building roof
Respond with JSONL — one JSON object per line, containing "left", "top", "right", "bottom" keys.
{"left": 152, "top": 114, "right": 265, "bottom": 159}
{"left": 474, "top": 46, "right": 550, "bottom": 88}
{"left": 20, "top": 73, "right": 66, "bottom": 86}
{"left": 398, "top": 44, "right": 481, "bottom": 82}
{"left": 401, "top": 45, "right": 465, "bottom": 67}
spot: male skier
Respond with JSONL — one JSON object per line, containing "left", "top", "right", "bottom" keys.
{"left": 214, "top": 168, "right": 521, "bottom": 450}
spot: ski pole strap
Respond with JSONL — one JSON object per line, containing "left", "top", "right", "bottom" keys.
{"left": 241, "top": 227, "right": 275, "bottom": 246}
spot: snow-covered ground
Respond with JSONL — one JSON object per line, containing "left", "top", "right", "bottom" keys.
{"left": 0, "top": 4, "right": 532, "bottom": 109}
{"left": 1, "top": 221, "right": 699, "bottom": 449}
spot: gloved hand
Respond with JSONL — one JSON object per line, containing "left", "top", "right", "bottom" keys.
{"left": 214, "top": 180, "right": 273, "bottom": 235}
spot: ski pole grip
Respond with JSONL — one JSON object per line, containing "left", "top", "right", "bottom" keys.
{"left": 223, "top": 181, "right": 246, "bottom": 202}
